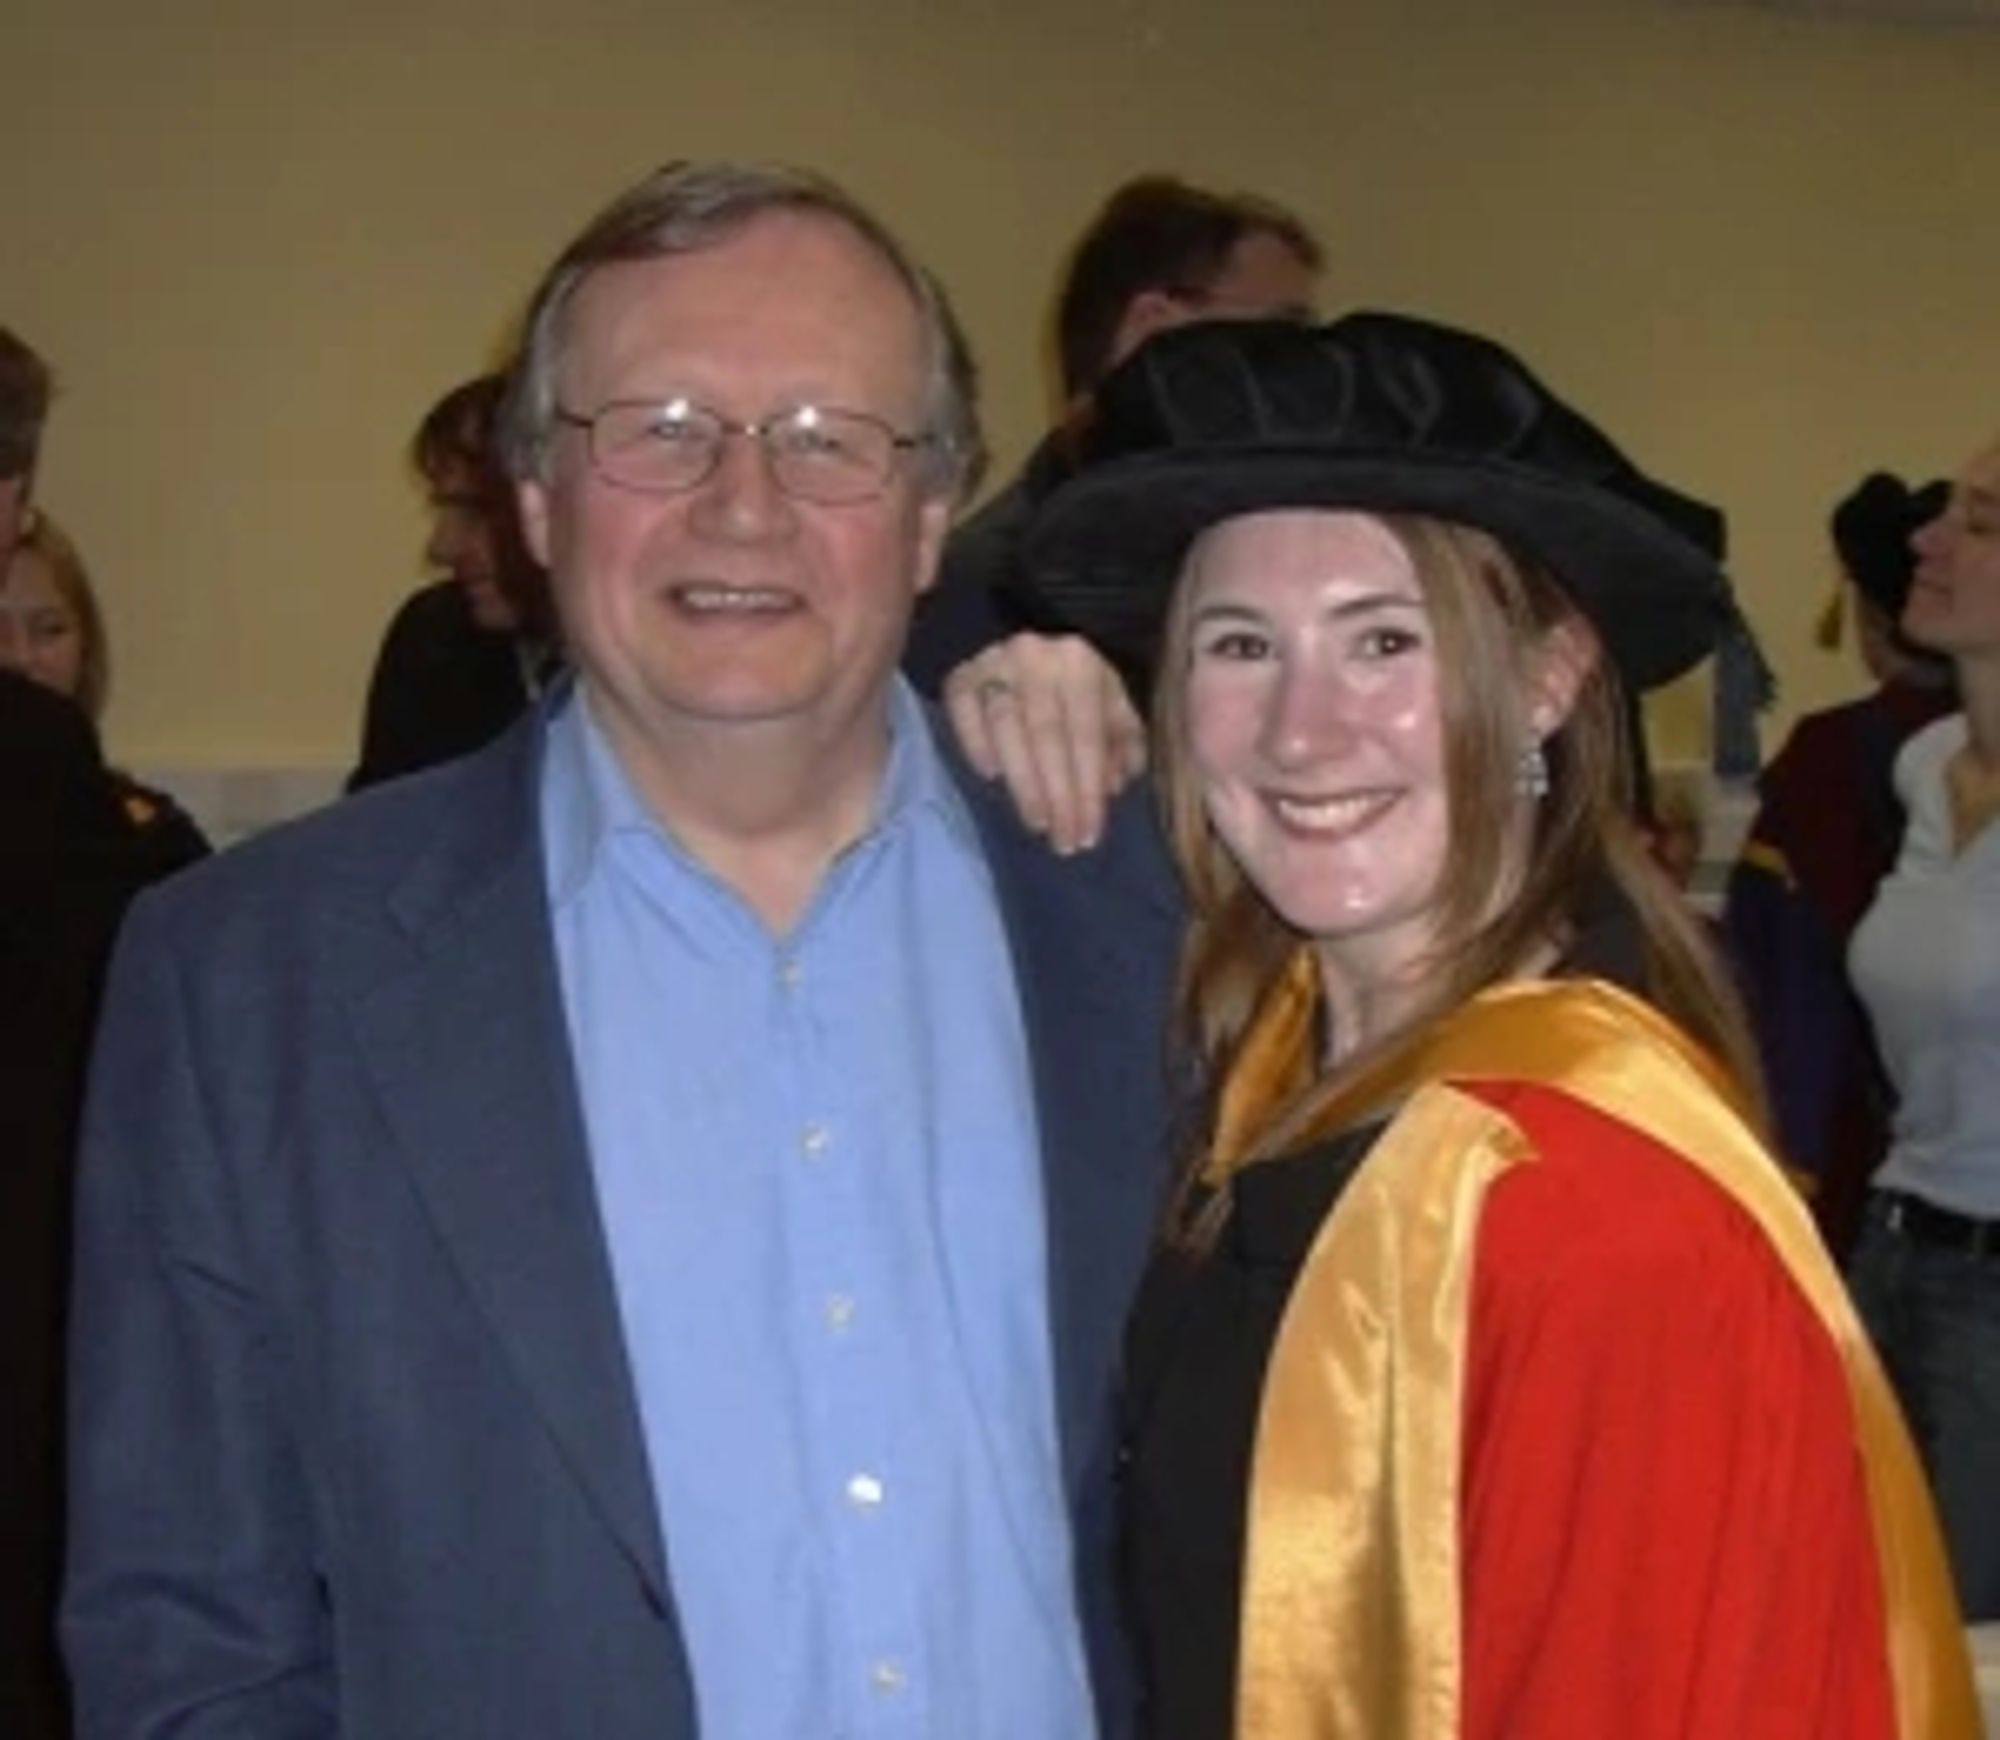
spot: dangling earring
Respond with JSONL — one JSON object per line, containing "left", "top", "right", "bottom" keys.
{"left": 1515, "top": 739, "right": 1550, "bottom": 801}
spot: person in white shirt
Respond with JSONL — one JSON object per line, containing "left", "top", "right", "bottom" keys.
{"left": 1849, "top": 428, "right": 2000, "bottom": 1622}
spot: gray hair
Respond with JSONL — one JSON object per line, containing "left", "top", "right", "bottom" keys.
{"left": 499, "top": 160, "right": 986, "bottom": 504}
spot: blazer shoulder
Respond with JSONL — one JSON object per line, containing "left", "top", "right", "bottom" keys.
{"left": 938, "top": 723, "right": 1181, "bottom": 928}
{"left": 132, "top": 721, "right": 538, "bottom": 962}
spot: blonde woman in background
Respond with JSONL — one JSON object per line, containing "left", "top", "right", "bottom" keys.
{"left": 0, "top": 512, "right": 207, "bottom": 874}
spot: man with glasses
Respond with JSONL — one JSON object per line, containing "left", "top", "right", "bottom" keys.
{"left": 66, "top": 162, "right": 1177, "bottom": 1740}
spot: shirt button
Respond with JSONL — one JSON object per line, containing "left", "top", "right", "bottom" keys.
{"left": 801, "top": 1123, "right": 830, "bottom": 1159}
{"left": 825, "top": 1293, "right": 856, "bottom": 1332}
{"left": 778, "top": 956, "right": 803, "bottom": 990}
{"left": 870, "top": 1659, "right": 906, "bottom": 1695}
{"left": 845, "top": 1472, "right": 884, "bottom": 1509}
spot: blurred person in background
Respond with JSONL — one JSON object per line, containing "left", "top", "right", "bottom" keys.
{"left": 348, "top": 372, "right": 559, "bottom": 790}
{"left": 0, "top": 513, "right": 209, "bottom": 877}
{"left": 1848, "top": 434, "right": 2000, "bottom": 1622}
{"left": 904, "top": 174, "right": 1322, "bottom": 703}
{"left": 0, "top": 324, "right": 173, "bottom": 1740}
{"left": 1725, "top": 472, "right": 1955, "bottom": 1257}
{"left": 0, "top": 326, "right": 50, "bottom": 570}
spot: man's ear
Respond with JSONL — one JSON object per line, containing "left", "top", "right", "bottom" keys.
{"left": 1525, "top": 614, "right": 1599, "bottom": 741}
{"left": 516, "top": 477, "right": 553, "bottom": 569}
{"left": 911, "top": 491, "right": 952, "bottom": 599}
{"left": 1107, "top": 288, "right": 1192, "bottom": 373}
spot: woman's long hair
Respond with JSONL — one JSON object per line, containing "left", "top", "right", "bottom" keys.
{"left": 1152, "top": 512, "right": 1762, "bottom": 1243}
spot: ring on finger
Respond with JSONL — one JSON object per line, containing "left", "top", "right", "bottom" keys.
{"left": 976, "top": 676, "right": 1017, "bottom": 705}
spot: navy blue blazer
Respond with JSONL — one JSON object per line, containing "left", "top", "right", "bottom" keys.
{"left": 65, "top": 701, "right": 1180, "bottom": 1740}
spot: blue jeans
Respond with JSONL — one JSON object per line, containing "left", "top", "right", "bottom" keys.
{"left": 1848, "top": 1193, "right": 2000, "bottom": 1621}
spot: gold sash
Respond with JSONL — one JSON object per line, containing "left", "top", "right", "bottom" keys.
{"left": 1234, "top": 978, "right": 1977, "bottom": 1738}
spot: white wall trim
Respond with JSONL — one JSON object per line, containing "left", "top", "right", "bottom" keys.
{"left": 130, "top": 762, "right": 347, "bottom": 850}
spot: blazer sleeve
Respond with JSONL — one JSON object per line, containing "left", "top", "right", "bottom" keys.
{"left": 64, "top": 894, "right": 336, "bottom": 1738}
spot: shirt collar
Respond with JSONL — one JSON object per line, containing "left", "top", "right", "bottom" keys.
{"left": 541, "top": 683, "right": 636, "bottom": 909}
{"left": 880, "top": 674, "right": 981, "bottom": 853}
{"left": 542, "top": 675, "right": 978, "bottom": 909}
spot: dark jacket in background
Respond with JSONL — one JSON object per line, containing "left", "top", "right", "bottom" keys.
{"left": 903, "top": 434, "right": 1075, "bottom": 697}
{"left": 1723, "top": 679, "right": 1956, "bottom": 1256}
{"left": 0, "top": 672, "right": 171, "bottom": 1740}
{"left": 106, "top": 771, "right": 209, "bottom": 879}
{"left": 349, "top": 579, "right": 538, "bottom": 791}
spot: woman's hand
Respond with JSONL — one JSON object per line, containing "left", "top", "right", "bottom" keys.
{"left": 942, "top": 633, "right": 1147, "bottom": 853}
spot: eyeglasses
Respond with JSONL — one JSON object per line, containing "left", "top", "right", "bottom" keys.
{"left": 553, "top": 397, "right": 939, "bottom": 505}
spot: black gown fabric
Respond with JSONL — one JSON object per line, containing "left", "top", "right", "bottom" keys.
{"left": 0, "top": 673, "right": 173, "bottom": 1739}
{"left": 107, "top": 769, "right": 210, "bottom": 878}
{"left": 1119, "top": 1129, "right": 1377, "bottom": 1740}
{"left": 348, "top": 579, "right": 537, "bottom": 791}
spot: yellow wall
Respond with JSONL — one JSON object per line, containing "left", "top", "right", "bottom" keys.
{"left": 7, "top": 0, "right": 1999, "bottom": 773}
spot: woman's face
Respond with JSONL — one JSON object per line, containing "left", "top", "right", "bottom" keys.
{"left": 1181, "top": 509, "right": 1450, "bottom": 989}
{"left": 1905, "top": 439, "right": 2000, "bottom": 661}
{"left": 0, "top": 544, "right": 85, "bottom": 701}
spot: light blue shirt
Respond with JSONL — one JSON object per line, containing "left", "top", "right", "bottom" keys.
{"left": 541, "top": 683, "right": 1095, "bottom": 1738}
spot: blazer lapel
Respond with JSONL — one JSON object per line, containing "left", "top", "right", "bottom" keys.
{"left": 350, "top": 719, "right": 670, "bottom": 1607}
{"left": 946, "top": 739, "right": 1180, "bottom": 1491}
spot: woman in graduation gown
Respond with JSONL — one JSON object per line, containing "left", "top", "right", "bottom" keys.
{"left": 1000, "top": 313, "right": 1976, "bottom": 1738}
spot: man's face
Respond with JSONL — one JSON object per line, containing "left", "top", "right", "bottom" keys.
{"left": 518, "top": 212, "right": 952, "bottom": 767}
{"left": 1905, "top": 439, "right": 2000, "bottom": 661}
{"left": 425, "top": 458, "right": 518, "bottom": 634}
{"left": 1107, "top": 227, "right": 1319, "bottom": 382}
